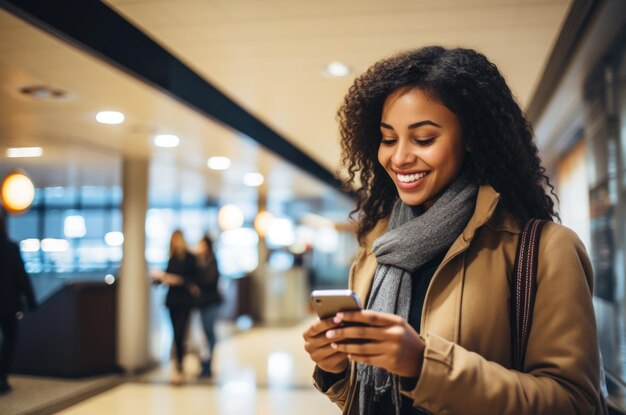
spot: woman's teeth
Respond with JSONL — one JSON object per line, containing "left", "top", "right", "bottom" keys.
{"left": 397, "top": 172, "right": 427, "bottom": 183}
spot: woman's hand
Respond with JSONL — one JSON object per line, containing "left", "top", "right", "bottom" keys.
{"left": 326, "top": 310, "right": 425, "bottom": 378}
{"left": 303, "top": 317, "right": 350, "bottom": 374}
{"left": 153, "top": 272, "right": 184, "bottom": 286}
{"left": 188, "top": 283, "right": 201, "bottom": 298}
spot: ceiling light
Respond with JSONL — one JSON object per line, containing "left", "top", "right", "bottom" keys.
{"left": 7, "top": 147, "right": 43, "bottom": 158}
{"left": 253, "top": 210, "right": 274, "bottom": 238}
{"left": 20, "top": 239, "right": 40, "bottom": 252}
{"left": 1, "top": 171, "right": 35, "bottom": 214}
{"left": 154, "top": 134, "right": 180, "bottom": 148}
{"left": 324, "top": 61, "right": 351, "bottom": 77}
{"left": 218, "top": 204, "right": 244, "bottom": 231}
{"left": 104, "top": 231, "right": 124, "bottom": 247}
{"left": 207, "top": 156, "right": 231, "bottom": 170}
{"left": 243, "top": 172, "right": 264, "bottom": 187}
{"left": 41, "top": 238, "right": 69, "bottom": 253}
{"left": 64, "top": 215, "right": 87, "bottom": 238}
{"left": 19, "top": 85, "right": 67, "bottom": 100}
{"left": 96, "top": 111, "right": 125, "bottom": 125}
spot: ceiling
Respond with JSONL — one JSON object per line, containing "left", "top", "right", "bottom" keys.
{"left": 0, "top": 0, "right": 571, "bottom": 210}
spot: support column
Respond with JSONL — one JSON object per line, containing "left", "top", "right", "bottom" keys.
{"left": 118, "top": 157, "right": 150, "bottom": 373}
{"left": 252, "top": 194, "right": 268, "bottom": 322}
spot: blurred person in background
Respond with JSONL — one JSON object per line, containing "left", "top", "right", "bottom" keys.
{"left": 195, "top": 234, "right": 222, "bottom": 378}
{"left": 0, "top": 214, "right": 37, "bottom": 394}
{"left": 154, "top": 229, "right": 198, "bottom": 386}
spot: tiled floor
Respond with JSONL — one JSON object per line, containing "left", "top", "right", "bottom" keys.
{"left": 56, "top": 319, "right": 339, "bottom": 415}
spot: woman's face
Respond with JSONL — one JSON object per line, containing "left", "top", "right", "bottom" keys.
{"left": 377, "top": 88, "right": 465, "bottom": 208}
{"left": 172, "top": 233, "right": 185, "bottom": 252}
{"left": 197, "top": 239, "right": 208, "bottom": 255}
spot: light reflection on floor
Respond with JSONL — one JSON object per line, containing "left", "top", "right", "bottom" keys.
{"left": 57, "top": 319, "right": 339, "bottom": 415}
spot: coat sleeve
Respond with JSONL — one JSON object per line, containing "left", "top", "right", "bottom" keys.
{"left": 312, "top": 364, "right": 353, "bottom": 410}
{"left": 400, "top": 225, "right": 604, "bottom": 415}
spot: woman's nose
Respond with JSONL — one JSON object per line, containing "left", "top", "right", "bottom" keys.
{"left": 391, "top": 140, "right": 417, "bottom": 166}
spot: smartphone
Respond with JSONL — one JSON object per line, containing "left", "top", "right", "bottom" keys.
{"left": 310, "top": 289, "right": 363, "bottom": 319}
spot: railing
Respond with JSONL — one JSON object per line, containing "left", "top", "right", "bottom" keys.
{"left": 12, "top": 280, "right": 119, "bottom": 378}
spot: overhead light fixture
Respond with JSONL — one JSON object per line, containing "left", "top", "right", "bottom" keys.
{"left": 7, "top": 147, "right": 43, "bottom": 158}
{"left": 253, "top": 210, "right": 274, "bottom": 238}
{"left": 104, "top": 231, "right": 124, "bottom": 247}
{"left": 96, "top": 111, "right": 125, "bottom": 125}
{"left": 323, "top": 61, "right": 351, "bottom": 78}
{"left": 20, "top": 239, "right": 40, "bottom": 252}
{"left": 207, "top": 156, "right": 231, "bottom": 170}
{"left": 218, "top": 204, "right": 245, "bottom": 231}
{"left": 243, "top": 172, "right": 264, "bottom": 187}
{"left": 154, "top": 134, "right": 180, "bottom": 148}
{"left": 19, "top": 85, "right": 67, "bottom": 100}
{"left": 266, "top": 218, "right": 296, "bottom": 247}
{"left": 1, "top": 170, "right": 35, "bottom": 215}
{"left": 41, "top": 238, "right": 69, "bottom": 253}
{"left": 64, "top": 215, "right": 87, "bottom": 238}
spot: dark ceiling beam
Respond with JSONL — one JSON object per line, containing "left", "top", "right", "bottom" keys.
{"left": 0, "top": 0, "right": 346, "bottom": 195}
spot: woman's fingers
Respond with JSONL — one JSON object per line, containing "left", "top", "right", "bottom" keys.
{"left": 335, "top": 310, "right": 404, "bottom": 327}
{"left": 303, "top": 317, "right": 341, "bottom": 339}
{"left": 326, "top": 322, "right": 405, "bottom": 346}
{"left": 316, "top": 352, "right": 349, "bottom": 374}
{"left": 331, "top": 339, "right": 396, "bottom": 356}
{"left": 311, "top": 345, "right": 348, "bottom": 362}
{"left": 303, "top": 318, "right": 347, "bottom": 355}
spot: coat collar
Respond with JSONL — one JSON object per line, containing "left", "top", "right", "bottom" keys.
{"left": 362, "top": 185, "right": 508, "bottom": 253}
{"left": 352, "top": 185, "right": 507, "bottom": 305}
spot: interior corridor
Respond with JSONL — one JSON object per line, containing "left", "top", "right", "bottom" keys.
{"left": 55, "top": 318, "right": 337, "bottom": 415}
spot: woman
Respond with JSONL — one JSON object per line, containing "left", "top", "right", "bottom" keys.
{"left": 155, "top": 229, "right": 198, "bottom": 385}
{"left": 195, "top": 234, "right": 222, "bottom": 378}
{"left": 302, "top": 47, "right": 605, "bottom": 414}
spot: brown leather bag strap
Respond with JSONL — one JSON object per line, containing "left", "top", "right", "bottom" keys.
{"left": 511, "top": 218, "right": 548, "bottom": 371}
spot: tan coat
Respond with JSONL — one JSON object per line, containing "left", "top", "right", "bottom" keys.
{"left": 314, "top": 185, "right": 604, "bottom": 414}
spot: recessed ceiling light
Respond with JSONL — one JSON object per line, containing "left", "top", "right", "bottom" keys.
{"left": 207, "top": 156, "right": 231, "bottom": 170}
{"left": 96, "top": 111, "right": 125, "bottom": 125}
{"left": 154, "top": 134, "right": 180, "bottom": 148}
{"left": 7, "top": 147, "right": 43, "bottom": 158}
{"left": 20, "top": 85, "right": 68, "bottom": 100}
{"left": 323, "top": 61, "right": 351, "bottom": 77}
{"left": 243, "top": 172, "right": 264, "bottom": 187}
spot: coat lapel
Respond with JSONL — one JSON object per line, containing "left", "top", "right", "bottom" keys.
{"left": 420, "top": 185, "right": 501, "bottom": 340}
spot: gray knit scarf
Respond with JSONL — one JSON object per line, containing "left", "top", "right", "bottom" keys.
{"left": 357, "top": 172, "right": 478, "bottom": 415}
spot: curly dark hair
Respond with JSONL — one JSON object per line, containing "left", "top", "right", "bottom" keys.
{"left": 338, "top": 46, "right": 558, "bottom": 244}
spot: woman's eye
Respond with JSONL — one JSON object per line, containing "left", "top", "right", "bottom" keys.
{"left": 415, "top": 137, "right": 436, "bottom": 146}
{"left": 381, "top": 137, "right": 396, "bottom": 145}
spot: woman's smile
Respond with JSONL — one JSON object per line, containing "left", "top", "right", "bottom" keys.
{"left": 394, "top": 171, "right": 429, "bottom": 189}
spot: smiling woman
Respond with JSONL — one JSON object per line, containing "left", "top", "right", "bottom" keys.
{"left": 302, "top": 46, "right": 607, "bottom": 415}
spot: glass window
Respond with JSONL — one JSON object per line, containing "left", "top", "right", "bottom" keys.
{"left": 8, "top": 209, "right": 38, "bottom": 241}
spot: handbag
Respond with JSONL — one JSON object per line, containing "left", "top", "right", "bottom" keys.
{"left": 510, "top": 218, "right": 609, "bottom": 414}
